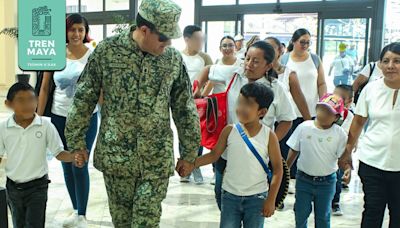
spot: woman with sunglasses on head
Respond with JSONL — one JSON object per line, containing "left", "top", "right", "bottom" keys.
{"left": 279, "top": 28, "right": 327, "bottom": 182}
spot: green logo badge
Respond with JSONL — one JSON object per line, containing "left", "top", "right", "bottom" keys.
{"left": 18, "top": 0, "right": 66, "bottom": 70}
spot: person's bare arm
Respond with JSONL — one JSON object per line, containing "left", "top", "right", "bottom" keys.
{"left": 56, "top": 150, "right": 88, "bottom": 168}
{"left": 176, "top": 125, "right": 232, "bottom": 176}
{"left": 275, "top": 121, "right": 292, "bottom": 142}
{"left": 339, "top": 115, "right": 368, "bottom": 170}
{"left": 98, "top": 89, "right": 104, "bottom": 105}
{"left": 286, "top": 148, "right": 299, "bottom": 169}
{"left": 194, "top": 66, "right": 211, "bottom": 98}
{"left": 317, "top": 63, "right": 327, "bottom": 98}
{"left": 289, "top": 72, "right": 311, "bottom": 120}
{"left": 202, "top": 81, "right": 214, "bottom": 97}
{"left": 352, "top": 74, "right": 368, "bottom": 93}
{"left": 263, "top": 132, "right": 283, "bottom": 217}
{"left": 37, "top": 72, "right": 53, "bottom": 116}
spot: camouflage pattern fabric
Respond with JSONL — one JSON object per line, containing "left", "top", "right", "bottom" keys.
{"left": 103, "top": 173, "right": 169, "bottom": 228}
{"left": 65, "top": 25, "right": 200, "bottom": 224}
{"left": 138, "top": 0, "right": 182, "bottom": 39}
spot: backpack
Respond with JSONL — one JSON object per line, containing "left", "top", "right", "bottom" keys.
{"left": 354, "top": 62, "right": 375, "bottom": 104}
{"left": 280, "top": 52, "right": 321, "bottom": 69}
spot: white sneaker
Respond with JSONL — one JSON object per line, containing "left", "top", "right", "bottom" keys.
{"left": 288, "top": 179, "right": 296, "bottom": 194}
{"left": 77, "top": 215, "right": 88, "bottom": 228}
{"left": 180, "top": 176, "right": 190, "bottom": 183}
{"left": 63, "top": 211, "right": 78, "bottom": 227}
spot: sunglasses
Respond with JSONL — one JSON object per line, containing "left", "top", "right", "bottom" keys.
{"left": 299, "top": 40, "right": 312, "bottom": 46}
{"left": 155, "top": 31, "right": 170, "bottom": 42}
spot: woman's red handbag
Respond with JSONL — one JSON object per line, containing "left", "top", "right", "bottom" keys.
{"left": 193, "top": 74, "right": 237, "bottom": 149}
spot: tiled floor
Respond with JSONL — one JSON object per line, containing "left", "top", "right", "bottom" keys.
{"left": 0, "top": 89, "right": 391, "bottom": 227}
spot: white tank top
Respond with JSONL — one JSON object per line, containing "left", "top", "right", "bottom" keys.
{"left": 287, "top": 54, "right": 319, "bottom": 117}
{"left": 222, "top": 124, "right": 270, "bottom": 196}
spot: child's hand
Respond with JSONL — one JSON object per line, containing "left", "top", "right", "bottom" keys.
{"left": 73, "top": 150, "right": 88, "bottom": 168}
{"left": 175, "top": 159, "right": 195, "bottom": 177}
{"left": 342, "top": 167, "right": 352, "bottom": 185}
{"left": 262, "top": 198, "right": 276, "bottom": 218}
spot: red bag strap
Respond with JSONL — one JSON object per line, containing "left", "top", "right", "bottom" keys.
{"left": 206, "top": 97, "right": 218, "bottom": 133}
{"left": 226, "top": 73, "right": 237, "bottom": 93}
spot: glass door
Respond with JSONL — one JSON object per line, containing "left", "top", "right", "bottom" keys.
{"left": 320, "top": 18, "right": 370, "bottom": 90}
{"left": 243, "top": 13, "right": 319, "bottom": 53}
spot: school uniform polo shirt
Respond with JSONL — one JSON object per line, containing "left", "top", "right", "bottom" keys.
{"left": 0, "top": 114, "right": 64, "bottom": 183}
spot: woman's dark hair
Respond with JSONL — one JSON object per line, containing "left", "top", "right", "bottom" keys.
{"left": 66, "top": 13, "right": 91, "bottom": 43}
{"left": 240, "top": 83, "right": 274, "bottom": 118}
{"left": 287, "top": 28, "right": 311, "bottom": 52}
{"left": 380, "top": 42, "right": 400, "bottom": 61}
{"left": 219, "top": 35, "right": 235, "bottom": 47}
{"left": 248, "top": 41, "right": 278, "bottom": 83}
{"left": 183, "top": 25, "right": 202, "bottom": 38}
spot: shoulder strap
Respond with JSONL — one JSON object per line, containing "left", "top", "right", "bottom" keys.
{"left": 281, "top": 53, "right": 290, "bottom": 66}
{"left": 225, "top": 73, "right": 237, "bottom": 93}
{"left": 235, "top": 123, "right": 272, "bottom": 181}
{"left": 367, "top": 63, "right": 376, "bottom": 83}
{"left": 311, "top": 53, "right": 320, "bottom": 69}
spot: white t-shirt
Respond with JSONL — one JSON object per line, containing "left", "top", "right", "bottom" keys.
{"left": 355, "top": 79, "right": 400, "bottom": 171}
{"left": 52, "top": 49, "right": 96, "bottom": 117}
{"left": 286, "top": 120, "right": 347, "bottom": 176}
{"left": 330, "top": 55, "right": 354, "bottom": 77}
{"left": 212, "top": 57, "right": 244, "bottom": 94}
{"left": 340, "top": 110, "right": 354, "bottom": 134}
{"left": 223, "top": 124, "right": 270, "bottom": 196}
{"left": 208, "top": 65, "right": 296, "bottom": 128}
{"left": 181, "top": 51, "right": 212, "bottom": 85}
{"left": 359, "top": 61, "right": 384, "bottom": 82}
{"left": 286, "top": 54, "right": 319, "bottom": 117}
{"left": 0, "top": 114, "right": 65, "bottom": 183}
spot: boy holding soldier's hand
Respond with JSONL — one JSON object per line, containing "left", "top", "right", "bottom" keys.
{"left": 0, "top": 83, "right": 88, "bottom": 228}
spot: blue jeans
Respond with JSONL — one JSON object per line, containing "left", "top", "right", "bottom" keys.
{"left": 295, "top": 171, "right": 336, "bottom": 228}
{"left": 332, "top": 169, "right": 344, "bottom": 205}
{"left": 333, "top": 75, "right": 350, "bottom": 86}
{"left": 51, "top": 113, "right": 98, "bottom": 216}
{"left": 220, "top": 190, "right": 267, "bottom": 228}
{"left": 215, "top": 157, "right": 227, "bottom": 210}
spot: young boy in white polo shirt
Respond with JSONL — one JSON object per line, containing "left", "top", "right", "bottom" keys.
{"left": 286, "top": 93, "right": 348, "bottom": 228}
{"left": 0, "top": 83, "right": 88, "bottom": 228}
{"left": 178, "top": 83, "right": 283, "bottom": 227}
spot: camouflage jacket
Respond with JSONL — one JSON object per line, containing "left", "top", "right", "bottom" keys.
{"left": 65, "top": 26, "right": 200, "bottom": 179}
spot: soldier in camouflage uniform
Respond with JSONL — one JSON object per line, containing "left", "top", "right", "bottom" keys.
{"left": 64, "top": 0, "right": 200, "bottom": 227}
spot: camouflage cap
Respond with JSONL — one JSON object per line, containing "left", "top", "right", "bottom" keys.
{"left": 138, "top": 0, "right": 182, "bottom": 39}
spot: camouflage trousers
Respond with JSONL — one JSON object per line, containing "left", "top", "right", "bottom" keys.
{"left": 103, "top": 173, "right": 169, "bottom": 228}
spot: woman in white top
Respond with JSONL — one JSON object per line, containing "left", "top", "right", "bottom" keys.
{"left": 280, "top": 28, "right": 327, "bottom": 178}
{"left": 352, "top": 61, "right": 384, "bottom": 95}
{"left": 37, "top": 14, "right": 99, "bottom": 227}
{"left": 340, "top": 42, "right": 400, "bottom": 228}
{"left": 203, "top": 36, "right": 244, "bottom": 95}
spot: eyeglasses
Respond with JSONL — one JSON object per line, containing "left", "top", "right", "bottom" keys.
{"left": 221, "top": 44, "right": 235, "bottom": 49}
{"left": 299, "top": 40, "right": 312, "bottom": 46}
{"left": 155, "top": 31, "right": 170, "bottom": 42}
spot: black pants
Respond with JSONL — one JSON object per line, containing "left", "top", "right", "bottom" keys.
{"left": 358, "top": 161, "right": 400, "bottom": 228}
{"left": 6, "top": 177, "right": 49, "bottom": 228}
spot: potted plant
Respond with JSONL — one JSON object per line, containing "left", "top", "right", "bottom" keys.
{"left": 0, "top": 27, "right": 31, "bottom": 83}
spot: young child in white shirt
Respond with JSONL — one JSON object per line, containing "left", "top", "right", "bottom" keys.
{"left": 331, "top": 84, "right": 354, "bottom": 216}
{"left": 178, "top": 83, "right": 283, "bottom": 228}
{"left": 0, "top": 83, "right": 87, "bottom": 228}
{"left": 286, "top": 93, "right": 348, "bottom": 228}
